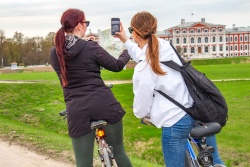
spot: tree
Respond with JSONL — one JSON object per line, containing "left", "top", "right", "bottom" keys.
{"left": 12, "top": 31, "right": 25, "bottom": 65}
{"left": 0, "top": 29, "right": 6, "bottom": 67}
{"left": 0, "top": 30, "right": 55, "bottom": 66}
{"left": 41, "top": 32, "right": 55, "bottom": 65}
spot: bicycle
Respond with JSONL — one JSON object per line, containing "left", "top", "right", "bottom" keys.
{"left": 142, "top": 117, "right": 224, "bottom": 167}
{"left": 60, "top": 110, "right": 118, "bottom": 167}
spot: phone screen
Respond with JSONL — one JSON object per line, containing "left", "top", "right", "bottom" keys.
{"left": 111, "top": 18, "right": 120, "bottom": 35}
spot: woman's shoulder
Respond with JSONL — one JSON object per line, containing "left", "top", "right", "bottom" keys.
{"left": 79, "top": 39, "right": 102, "bottom": 49}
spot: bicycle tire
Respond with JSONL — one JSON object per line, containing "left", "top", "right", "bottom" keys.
{"left": 102, "top": 147, "right": 112, "bottom": 167}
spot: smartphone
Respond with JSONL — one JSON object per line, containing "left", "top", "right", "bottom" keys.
{"left": 111, "top": 18, "right": 120, "bottom": 35}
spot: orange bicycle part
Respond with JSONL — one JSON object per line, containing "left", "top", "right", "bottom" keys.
{"left": 97, "top": 129, "right": 105, "bottom": 137}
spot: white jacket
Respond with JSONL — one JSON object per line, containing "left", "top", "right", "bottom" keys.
{"left": 124, "top": 38, "right": 193, "bottom": 128}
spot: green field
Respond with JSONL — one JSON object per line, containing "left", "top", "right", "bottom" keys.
{"left": 0, "top": 59, "right": 250, "bottom": 167}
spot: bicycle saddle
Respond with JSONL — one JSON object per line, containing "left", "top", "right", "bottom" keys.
{"left": 190, "top": 121, "right": 222, "bottom": 139}
{"left": 91, "top": 120, "right": 108, "bottom": 129}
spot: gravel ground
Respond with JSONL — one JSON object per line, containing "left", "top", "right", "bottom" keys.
{"left": 0, "top": 139, "right": 74, "bottom": 167}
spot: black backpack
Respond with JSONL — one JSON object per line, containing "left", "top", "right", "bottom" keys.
{"left": 155, "top": 43, "right": 228, "bottom": 126}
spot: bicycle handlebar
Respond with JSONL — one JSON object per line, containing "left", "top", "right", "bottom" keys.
{"left": 60, "top": 110, "right": 67, "bottom": 116}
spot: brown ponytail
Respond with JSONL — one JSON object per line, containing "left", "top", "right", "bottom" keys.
{"left": 131, "top": 11, "right": 166, "bottom": 76}
{"left": 148, "top": 33, "right": 165, "bottom": 75}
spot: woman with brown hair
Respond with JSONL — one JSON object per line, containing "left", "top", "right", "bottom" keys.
{"left": 116, "top": 11, "right": 194, "bottom": 167}
{"left": 50, "top": 8, "right": 132, "bottom": 167}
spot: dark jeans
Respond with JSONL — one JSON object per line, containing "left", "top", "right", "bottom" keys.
{"left": 71, "top": 120, "right": 132, "bottom": 167}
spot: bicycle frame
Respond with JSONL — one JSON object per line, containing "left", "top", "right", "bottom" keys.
{"left": 186, "top": 137, "right": 200, "bottom": 167}
{"left": 185, "top": 121, "right": 222, "bottom": 167}
{"left": 94, "top": 125, "right": 118, "bottom": 167}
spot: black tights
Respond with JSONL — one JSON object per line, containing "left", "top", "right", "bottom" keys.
{"left": 71, "top": 120, "right": 133, "bottom": 167}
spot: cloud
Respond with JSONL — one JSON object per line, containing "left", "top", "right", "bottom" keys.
{"left": 0, "top": 0, "right": 249, "bottom": 37}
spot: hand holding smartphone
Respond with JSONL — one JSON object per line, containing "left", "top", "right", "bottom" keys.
{"left": 111, "top": 18, "right": 120, "bottom": 35}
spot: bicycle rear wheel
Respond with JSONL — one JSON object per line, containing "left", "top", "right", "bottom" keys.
{"left": 102, "top": 147, "right": 112, "bottom": 167}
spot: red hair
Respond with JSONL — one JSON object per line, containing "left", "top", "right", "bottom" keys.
{"left": 55, "top": 9, "right": 85, "bottom": 87}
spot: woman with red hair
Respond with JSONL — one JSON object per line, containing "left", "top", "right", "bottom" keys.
{"left": 50, "top": 8, "right": 132, "bottom": 167}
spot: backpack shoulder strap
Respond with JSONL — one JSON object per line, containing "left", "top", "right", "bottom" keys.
{"left": 169, "top": 42, "right": 186, "bottom": 65}
{"left": 156, "top": 42, "right": 192, "bottom": 114}
{"left": 161, "top": 42, "right": 191, "bottom": 71}
{"left": 161, "top": 61, "right": 181, "bottom": 72}
{"left": 154, "top": 89, "right": 188, "bottom": 113}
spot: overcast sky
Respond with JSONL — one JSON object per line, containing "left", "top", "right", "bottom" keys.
{"left": 0, "top": 0, "right": 250, "bottom": 38}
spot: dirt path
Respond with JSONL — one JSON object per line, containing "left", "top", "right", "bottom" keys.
{"left": 0, "top": 139, "right": 74, "bottom": 167}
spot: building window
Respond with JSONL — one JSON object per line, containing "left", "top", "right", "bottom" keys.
{"left": 235, "top": 36, "right": 237, "bottom": 42}
{"left": 205, "top": 37, "right": 208, "bottom": 43}
{"left": 176, "top": 38, "right": 180, "bottom": 44}
{"left": 213, "top": 46, "right": 216, "bottom": 51}
{"left": 240, "top": 45, "right": 243, "bottom": 50}
{"left": 235, "top": 45, "right": 237, "bottom": 50}
{"left": 245, "top": 36, "right": 248, "bottom": 41}
{"left": 184, "top": 47, "right": 187, "bottom": 53}
{"left": 198, "top": 37, "right": 201, "bottom": 43}
{"left": 230, "top": 46, "right": 233, "bottom": 51}
{"left": 197, "top": 29, "right": 201, "bottom": 33}
{"left": 212, "top": 36, "right": 216, "bottom": 42}
{"left": 220, "top": 46, "right": 223, "bottom": 51}
{"left": 183, "top": 38, "right": 187, "bottom": 44}
{"left": 240, "top": 36, "right": 243, "bottom": 41}
{"left": 204, "top": 29, "right": 208, "bottom": 32}
{"left": 205, "top": 46, "right": 209, "bottom": 53}
{"left": 245, "top": 45, "right": 248, "bottom": 50}
{"left": 219, "top": 28, "right": 222, "bottom": 32}
{"left": 191, "top": 37, "right": 194, "bottom": 43}
{"left": 220, "top": 36, "right": 223, "bottom": 42}
{"left": 226, "top": 46, "right": 228, "bottom": 51}
{"left": 191, "top": 47, "right": 195, "bottom": 53}
{"left": 226, "top": 37, "right": 228, "bottom": 42}
{"left": 183, "top": 30, "right": 186, "bottom": 33}
{"left": 176, "top": 30, "right": 179, "bottom": 34}
{"left": 230, "top": 37, "right": 233, "bottom": 42}
{"left": 212, "top": 29, "right": 216, "bottom": 32}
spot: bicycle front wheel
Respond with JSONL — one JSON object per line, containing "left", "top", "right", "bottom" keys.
{"left": 102, "top": 147, "right": 112, "bottom": 167}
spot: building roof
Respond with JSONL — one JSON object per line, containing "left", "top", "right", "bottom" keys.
{"left": 85, "top": 33, "right": 99, "bottom": 37}
{"left": 226, "top": 26, "right": 250, "bottom": 32}
{"left": 156, "top": 30, "right": 172, "bottom": 36}
{"left": 170, "top": 22, "right": 225, "bottom": 29}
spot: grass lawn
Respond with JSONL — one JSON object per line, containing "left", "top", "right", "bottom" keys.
{"left": 0, "top": 62, "right": 250, "bottom": 167}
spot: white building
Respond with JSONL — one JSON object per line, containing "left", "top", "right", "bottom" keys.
{"left": 157, "top": 18, "right": 250, "bottom": 59}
